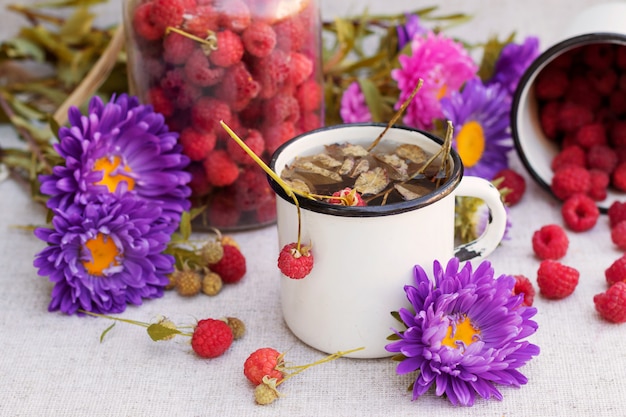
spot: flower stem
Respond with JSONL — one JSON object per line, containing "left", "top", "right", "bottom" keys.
{"left": 277, "top": 347, "right": 365, "bottom": 386}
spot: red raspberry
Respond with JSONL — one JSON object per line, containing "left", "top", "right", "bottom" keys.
{"left": 611, "top": 220, "right": 626, "bottom": 251}
{"left": 611, "top": 162, "right": 626, "bottom": 191}
{"left": 583, "top": 43, "right": 615, "bottom": 70}
{"left": 273, "top": 16, "right": 306, "bottom": 52}
{"left": 132, "top": 2, "right": 162, "bottom": 41}
{"left": 183, "top": 5, "right": 219, "bottom": 37}
{"left": 215, "top": 62, "right": 260, "bottom": 111}
{"left": 534, "top": 66, "right": 569, "bottom": 100}
{"left": 209, "top": 244, "right": 247, "bottom": 283}
{"left": 278, "top": 242, "right": 314, "bottom": 279}
{"left": 148, "top": 86, "right": 175, "bottom": 117}
{"left": 536, "top": 260, "right": 579, "bottom": 299}
{"left": 191, "top": 318, "right": 234, "bottom": 358}
{"left": 574, "top": 123, "right": 607, "bottom": 149}
{"left": 617, "top": 45, "right": 626, "bottom": 69}
{"left": 230, "top": 166, "right": 274, "bottom": 211}
{"left": 512, "top": 275, "right": 536, "bottom": 307}
{"left": 587, "top": 144, "right": 618, "bottom": 173}
{"left": 587, "top": 169, "right": 610, "bottom": 201}
{"left": 297, "top": 111, "right": 322, "bottom": 134}
{"left": 551, "top": 145, "right": 586, "bottom": 172}
{"left": 264, "top": 94, "right": 300, "bottom": 125}
{"left": 243, "top": 347, "right": 284, "bottom": 385}
{"left": 288, "top": 52, "right": 314, "bottom": 86}
{"left": 187, "top": 163, "right": 212, "bottom": 197}
{"left": 587, "top": 68, "right": 618, "bottom": 96}
{"left": 207, "top": 192, "right": 241, "bottom": 228}
{"left": 328, "top": 187, "right": 366, "bottom": 206}
{"left": 565, "top": 75, "right": 602, "bottom": 110}
{"left": 609, "top": 121, "right": 626, "bottom": 147}
{"left": 538, "top": 101, "right": 561, "bottom": 140}
{"left": 226, "top": 129, "right": 265, "bottom": 165}
{"left": 561, "top": 193, "right": 599, "bottom": 232}
{"left": 492, "top": 168, "right": 526, "bottom": 206}
{"left": 209, "top": 30, "right": 244, "bottom": 67}
{"left": 252, "top": 49, "right": 290, "bottom": 99}
{"left": 557, "top": 102, "right": 594, "bottom": 133}
{"left": 605, "top": 255, "right": 626, "bottom": 286}
{"left": 203, "top": 149, "right": 239, "bottom": 186}
{"left": 150, "top": 0, "right": 185, "bottom": 31}
{"left": 185, "top": 49, "right": 225, "bottom": 87}
{"left": 608, "top": 201, "right": 626, "bottom": 228}
{"left": 263, "top": 121, "right": 296, "bottom": 155}
{"left": 531, "top": 224, "right": 569, "bottom": 260}
{"left": 163, "top": 32, "right": 196, "bottom": 64}
{"left": 191, "top": 96, "right": 232, "bottom": 133}
{"left": 161, "top": 68, "right": 202, "bottom": 109}
{"left": 241, "top": 21, "right": 277, "bottom": 58}
{"left": 180, "top": 127, "right": 217, "bottom": 161}
{"left": 551, "top": 165, "right": 591, "bottom": 200}
{"left": 593, "top": 282, "right": 626, "bottom": 323}
{"left": 295, "top": 79, "right": 323, "bottom": 113}
{"left": 216, "top": 0, "right": 251, "bottom": 33}
{"left": 609, "top": 90, "right": 626, "bottom": 116}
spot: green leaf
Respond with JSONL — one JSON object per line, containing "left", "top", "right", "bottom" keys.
{"left": 32, "top": 0, "right": 108, "bottom": 8}
{"left": 100, "top": 322, "right": 116, "bottom": 343}
{"left": 59, "top": 7, "right": 95, "bottom": 44}
{"left": 179, "top": 211, "right": 192, "bottom": 241}
{"left": 146, "top": 323, "right": 182, "bottom": 341}
{"left": 0, "top": 38, "right": 46, "bottom": 61}
{"left": 358, "top": 78, "right": 385, "bottom": 123}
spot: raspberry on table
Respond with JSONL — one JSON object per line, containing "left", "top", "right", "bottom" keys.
{"left": 611, "top": 162, "right": 626, "bottom": 191}
{"left": 208, "top": 244, "right": 247, "bottom": 284}
{"left": 561, "top": 193, "right": 600, "bottom": 232}
{"left": 551, "top": 165, "right": 591, "bottom": 200}
{"left": 244, "top": 347, "right": 285, "bottom": 386}
{"left": 532, "top": 224, "right": 569, "bottom": 260}
{"left": 278, "top": 242, "right": 314, "bottom": 279}
{"left": 593, "top": 282, "right": 626, "bottom": 323}
{"left": 209, "top": 29, "right": 245, "bottom": 67}
{"left": 611, "top": 220, "right": 626, "bottom": 251}
{"left": 493, "top": 168, "right": 526, "bottom": 206}
{"left": 512, "top": 275, "right": 536, "bottom": 307}
{"left": 587, "top": 169, "right": 610, "bottom": 201}
{"left": 605, "top": 254, "right": 626, "bottom": 286}
{"left": 536, "top": 260, "right": 580, "bottom": 299}
{"left": 608, "top": 201, "right": 626, "bottom": 228}
{"left": 191, "top": 318, "right": 234, "bottom": 358}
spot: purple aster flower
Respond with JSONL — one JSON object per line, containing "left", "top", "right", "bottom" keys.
{"left": 391, "top": 31, "right": 477, "bottom": 130}
{"left": 39, "top": 94, "right": 191, "bottom": 233}
{"left": 487, "top": 36, "right": 540, "bottom": 97}
{"left": 340, "top": 82, "right": 373, "bottom": 123}
{"left": 441, "top": 78, "right": 513, "bottom": 179}
{"left": 386, "top": 257, "right": 539, "bottom": 406}
{"left": 396, "top": 14, "right": 427, "bottom": 51}
{"left": 33, "top": 194, "right": 174, "bottom": 315}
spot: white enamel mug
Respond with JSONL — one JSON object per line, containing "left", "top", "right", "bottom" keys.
{"left": 512, "top": 2, "right": 626, "bottom": 211}
{"left": 269, "top": 124, "right": 507, "bottom": 358}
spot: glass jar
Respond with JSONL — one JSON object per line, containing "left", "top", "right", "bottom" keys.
{"left": 123, "top": 0, "right": 324, "bottom": 230}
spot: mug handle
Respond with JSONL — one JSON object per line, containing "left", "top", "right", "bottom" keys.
{"left": 453, "top": 176, "right": 507, "bottom": 261}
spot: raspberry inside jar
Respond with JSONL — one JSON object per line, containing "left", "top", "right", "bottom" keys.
{"left": 123, "top": 0, "right": 324, "bottom": 230}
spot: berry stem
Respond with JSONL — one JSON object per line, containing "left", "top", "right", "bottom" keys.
{"left": 165, "top": 26, "right": 217, "bottom": 51}
{"left": 277, "top": 347, "right": 364, "bottom": 386}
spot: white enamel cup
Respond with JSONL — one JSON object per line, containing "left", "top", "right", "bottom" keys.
{"left": 268, "top": 124, "right": 507, "bottom": 358}
{"left": 512, "top": 2, "right": 626, "bottom": 211}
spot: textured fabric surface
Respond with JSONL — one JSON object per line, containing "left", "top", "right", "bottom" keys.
{"left": 1, "top": 1, "right": 625, "bottom": 416}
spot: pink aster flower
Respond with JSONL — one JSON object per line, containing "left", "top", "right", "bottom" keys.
{"left": 392, "top": 32, "right": 478, "bottom": 130}
{"left": 339, "top": 82, "right": 372, "bottom": 123}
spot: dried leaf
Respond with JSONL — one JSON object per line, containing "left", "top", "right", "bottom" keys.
{"left": 59, "top": 7, "right": 95, "bottom": 44}
{"left": 146, "top": 323, "right": 182, "bottom": 341}
{"left": 395, "top": 143, "right": 428, "bottom": 164}
{"left": 354, "top": 166, "right": 389, "bottom": 195}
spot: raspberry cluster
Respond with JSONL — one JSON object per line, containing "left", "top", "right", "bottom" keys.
{"left": 128, "top": 0, "right": 323, "bottom": 229}
{"left": 537, "top": 43, "right": 626, "bottom": 206}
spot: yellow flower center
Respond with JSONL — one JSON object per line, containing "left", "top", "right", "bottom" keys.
{"left": 82, "top": 233, "right": 121, "bottom": 276}
{"left": 436, "top": 84, "right": 448, "bottom": 100}
{"left": 456, "top": 120, "right": 485, "bottom": 168}
{"left": 93, "top": 155, "right": 135, "bottom": 192}
{"left": 441, "top": 315, "right": 480, "bottom": 350}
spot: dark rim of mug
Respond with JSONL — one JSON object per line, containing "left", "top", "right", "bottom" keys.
{"left": 511, "top": 33, "right": 626, "bottom": 213}
{"left": 268, "top": 123, "right": 463, "bottom": 217}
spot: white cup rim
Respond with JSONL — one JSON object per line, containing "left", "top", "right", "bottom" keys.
{"left": 268, "top": 123, "right": 464, "bottom": 217}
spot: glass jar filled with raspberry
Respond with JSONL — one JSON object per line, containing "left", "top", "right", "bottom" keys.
{"left": 123, "top": 0, "right": 324, "bottom": 230}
